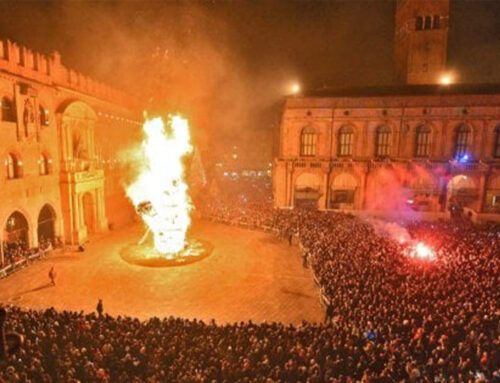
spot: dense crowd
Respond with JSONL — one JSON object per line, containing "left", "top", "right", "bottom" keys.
{"left": 0, "top": 193, "right": 498, "bottom": 381}
{"left": 2, "top": 238, "right": 53, "bottom": 268}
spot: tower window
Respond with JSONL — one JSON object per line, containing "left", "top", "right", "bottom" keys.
{"left": 300, "top": 127, "right": 317, "bottom": 157}
{"left": 424, "top": 16, "right": 432, "bottom": 30}
{"left": 433, "top": 15, "right": 440, "bottom": 29}
{"left": 415, "top": 16, "right": 423, "bottom": 31}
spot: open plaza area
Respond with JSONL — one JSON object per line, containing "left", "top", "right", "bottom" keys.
{"left": 0, "top": 220, "right": 323, "bottom": 324}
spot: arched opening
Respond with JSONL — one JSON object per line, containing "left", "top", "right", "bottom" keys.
{"left": 1, "top": 97, "right": 16, "bottom": 122}
{"left": 485, "top": 175, "right": 500, "bottom": 213}
{"left": 38, "top": 152, "right": 51, "bottom": 175}
{"left": 4, "top": 211, "right": 29, "bottom": 246}
{"left": 330, "top": 172, "right": 358, "bottom": 209}
{"left": 37, "top": 204, "right": 56, "bottom": 245}
{"left": 82, "top": 192, "right": 95, "bottom": 234}
{"left": 39, "top": 105, "right": 49, "bottom": 127}
{"left": 447, "top": 175, "right": 478, "bottom": 216}
{"left": 366, "top": 169, "right": 406, "bottom": 211}
{"left": 5, "top": 153, "right": 22, "bottom": 179}
{"left": 294, "top": 172, "right": 321, "bottom": 208}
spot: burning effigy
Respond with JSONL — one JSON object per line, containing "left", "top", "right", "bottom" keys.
{"left": 122, "top": 115, "right": 212, "bottom": 266}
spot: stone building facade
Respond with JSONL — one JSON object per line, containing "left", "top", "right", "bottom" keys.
{"left": 0, "top": 39, "right": 141, "bottom": 264}
{"left": 273, "top": 87, "right": 500, "bottom": 222}
{"left": 273, "top": 0, "right": 500, "bottom": 222}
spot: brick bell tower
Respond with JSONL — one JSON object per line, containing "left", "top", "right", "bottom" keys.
{"left": 394, "top": 0, "right": 450, "bottom": 84}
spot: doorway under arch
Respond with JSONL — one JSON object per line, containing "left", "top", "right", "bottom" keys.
{"left": 37, "top": 204, "right": 56, "bottom": 244}
{"left": 4, "top": 211, "right": 29, "bottom": 246}
{"left": 294, "top": 172, "right": 321, "bottom": 208}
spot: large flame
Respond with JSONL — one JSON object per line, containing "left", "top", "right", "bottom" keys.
{"left": 126, "top": 115, "right": 193, "bottom": 255}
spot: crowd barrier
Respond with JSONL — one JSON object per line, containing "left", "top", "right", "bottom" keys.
{"left": 0, "top": 250, "right": 49, "bottom": 279}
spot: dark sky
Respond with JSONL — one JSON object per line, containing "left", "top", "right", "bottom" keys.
{"left": 1, "top": 0, "right": 499, "bottom": 164}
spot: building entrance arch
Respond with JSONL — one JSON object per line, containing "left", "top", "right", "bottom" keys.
{"left": 4, "top": 211, "right": 29, "bottom": 246}
{"left": 37, "top": 204, "right": 56, "bottom": 244}
{"left": 330, "top": 172, "right": 358, "bottom": 209}
{"left": 294, "top": 172, "right": 321, "bottom": 208}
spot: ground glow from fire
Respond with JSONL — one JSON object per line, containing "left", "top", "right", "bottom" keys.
{"left": 126, "top": 115, "right": 193, "bottom": 256}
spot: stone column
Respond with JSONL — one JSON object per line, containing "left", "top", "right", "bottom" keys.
{"left": 477, "top": 173, "right": 488, "bottom": 213}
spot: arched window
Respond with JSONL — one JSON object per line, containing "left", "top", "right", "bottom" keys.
{"left": 415, "top": 125, "right": 432, "bottom": 157}
{"left": 454, "top": 124, "right": 471, "bottom": 158}
{"left": 415, "top": 16, "right": 423, "bottom": 31}
{"left": 376, "top": 126, "right": 391, "bottom": 157}
{"left": 300, "top": 127, "right": 317, "bottom": 157}
{"left": 39, "top": 153, "right": 51, "bottom": 175}
{"left": 1, "top": 97, "right": 16, "bottom": 122}
{"left": 494, "top": 126, "right": 500, "bottom": 158}
{"left": 6, "top": 153, "right": 22, "bottom": 179}
{"left": 338, "top": 126, "right": 354, "bottom": 157}
{"left": 39, "top": 105, "right": 49, "bottom": 126}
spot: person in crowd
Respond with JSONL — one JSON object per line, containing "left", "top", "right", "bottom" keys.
{"left": 48, "top": 266, "right": 56, "bottom": 286}
{"left": 96, "top": 299, "right": 104, "bottom": 318}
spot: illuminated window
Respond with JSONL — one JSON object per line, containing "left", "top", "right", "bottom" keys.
{"left": 39, "top": 105, "right": 49, "bottom": 126}
{"left": 494, "top": 126, "right": 500, "bottom": 158}
{"left": 6, "top": 153, "right": 22, "bottom": 179}
{"left": 300, "top": 127, "right": 317, "bottom": 157}
{"left": 415, "top": 125, "right": 432, "bottom": 157}
{"left": 1, "top": 97, "right": 16, "bottom": 122}
{"left": 338, "top": 126, "right": 354, "bottom": 157}
{"left": 39, "top": 153, "right": 51, "bottom": 175}
{"left": 454, "top": 125, "right": 471, "bottom": 158}
{"left": 376, "top": 126, "right": 391, "bottom": 157}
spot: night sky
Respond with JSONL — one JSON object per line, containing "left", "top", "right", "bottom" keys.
{"left": 1, "top": 0, "right": 499, "bottom": 164}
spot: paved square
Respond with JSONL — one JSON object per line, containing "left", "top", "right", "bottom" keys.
{"left": 0, "top": 220, "right": 324, "bottom": 324}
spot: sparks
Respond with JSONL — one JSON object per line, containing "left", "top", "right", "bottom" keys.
{"left": 126, "top": 115, "right": 193, "bottom": 256}
{"left": 407, "top": 242, "right": 436, "bottom": 261}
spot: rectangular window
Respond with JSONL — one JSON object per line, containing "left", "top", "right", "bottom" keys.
{"left": 376, "top": 131, "right": 391, "bottom": 157}
{"left": 301, "top": 133, "right": 317, "bottom": 157}
{"left": 416, "top": 131, "right": 431, "bottom": 157}
{"left": 455, "top": 130, "right": 470, "bottom": 157}
{"left": 339, "top": 132, "right": 353, "bottom": 156}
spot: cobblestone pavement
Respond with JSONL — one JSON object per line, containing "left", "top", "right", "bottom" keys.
{"left": 0, "top": 220, "right": 324, "bottom": 324}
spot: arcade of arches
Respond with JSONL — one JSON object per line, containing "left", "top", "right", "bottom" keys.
{"left": 278, "top": 165, "right": 500, "bottom": 219}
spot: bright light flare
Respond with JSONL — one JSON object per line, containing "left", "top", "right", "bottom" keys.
{"left": 407, "top": 242, "right": 436, "bottom": 261}
{"left": 290, "top": 82, "right": 301, "bottom": 94}
{"left": 126, "top": 115, "right": 193, "bottom": 256}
